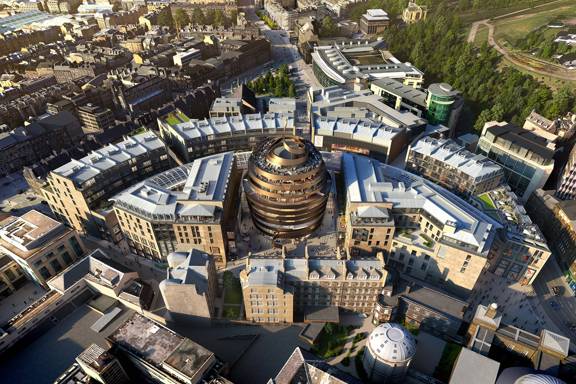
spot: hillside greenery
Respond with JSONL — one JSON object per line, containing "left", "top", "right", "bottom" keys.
{"left": 380, "top": 2, "right": 576, "bottom": 132}
{"left": 348, "top": 0, "right": 551, "bottom": 21}
{"left": 515, "top": 27, "right": 576, "bottom": 61}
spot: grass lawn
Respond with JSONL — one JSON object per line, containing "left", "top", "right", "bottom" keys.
{"left": 459, "top": 0, "right": 572, "bottom": 24}
{"left": 493, "top": 3, "right": 576, "bottom": 44}
{"left": 478, "top": 193, "right": 496, "bottom": 210}
{"left": 223, "top": 271, "right": 243, "bottom": 305}
{"left": 474, "top": 25, "right": 489, "bottom": 47}
{"left": 129, "top": 126, "right": 148, "bottom": 136}
{"left": 434, "top": 343, "right": 462, "bottom": 382}
{"left": 165, "top": 115, "right": 181, "bottom": 126}
{"left": 222, "top": 305, "right": 241, "bottom": 319}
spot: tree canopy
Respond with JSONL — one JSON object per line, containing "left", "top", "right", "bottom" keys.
{"left": 319, "top": 16, "right": 339, "bottom": 38}
{"left": 174, "top": 9, "right": 191, "bottom": 29}
{"left": 157, "top": 11, "right": 174, "bottom": 29}
{"left": 380, "top": 2, "right": 576, "bottom": 132}
{"left": 247, "top": 65, "right": 296, "bottom": 97}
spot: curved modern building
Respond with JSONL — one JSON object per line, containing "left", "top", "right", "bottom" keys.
{"left": 244, "top": 136, "right": 331, "bottom": 238}
{"left": 363, "top": 323, "right": 416, "bottom": 383}
{"left": 426, "top": 83, "right": 461, "bottom": 126}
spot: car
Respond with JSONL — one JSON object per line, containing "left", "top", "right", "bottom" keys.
{"left": 552, "top": 286, "right": 563, "bottom": 296}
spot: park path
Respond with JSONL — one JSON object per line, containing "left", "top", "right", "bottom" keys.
{"left": 466, "top": 1, "right": 576, "bottom": 81}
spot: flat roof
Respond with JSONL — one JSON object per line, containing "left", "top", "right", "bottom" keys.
{"left": 540, "top": 329, "right": 570, "bottom": 357}
{"left": 52, "top": 131, "right": 165, "bottom": 186}
{"left": 0, "top": 210, "right": 66, "bottom": 258}
{"left": 410, "top": 137, "right": 503, "bottom": 181}
{"left": 310, "top": 86, "right": 427, "bottom": 129}
{"left": 162, "top": 250, "right": 210, "bottom": 294}
{"left": 450, "top": 348, "right": 500, "bottom": 384}
{"left": 363, "top": 9, "right": 390, "bottom": 21}
{"left": 343, "top": 153, "right": 501, "bottom": 255}
{"left": 112, "top": 152, "right": 234, "bottom": 222}
{"left": 371, "top": 78, "right": 427, "bottom": 106}
{"left": 108, "top": 313, "right": 214, "bottom": 380}
{"left": 403, "top": 284, "right": 467, "bottom": 320}
{"left": 47, "top": 249, "right": 133, "bottom": 294}
{"left": 304, "top": 306, "right": 339, "bottom": 323}
{"left": 484, "top": 123, "right": 555, "bottom": 161}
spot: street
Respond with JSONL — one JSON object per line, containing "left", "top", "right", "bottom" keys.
{"left": 533, "top": 256, "right": 576, "bottom": 346}
{"left": 222, "top": 6, "right": 320, "bottom": 137}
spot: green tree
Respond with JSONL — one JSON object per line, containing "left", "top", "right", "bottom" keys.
{"left": 157, "top": 11, "right": 174, "bottom": 29}
{"left": 274, "top": 82, "right": 284, "bottom": 97}
{"left": 174, "top": 9, "right": 190, "bottom": 29}
{"left": 227, "top": 10, "right": 238, "bottom": 27}
{"left": 266, "top": 72, "right": 275, "bottom": 92}
{"left": 319, "top": 16, "right": 338, "bottom": 38}
{"left": 191, "top": 8, "right": 205, "bottom": 25}
{"left": 214, "top": 9, "right": 225, "bottom": 26}
{"left": 205, "top": 9, "right": 216, "bottom": 25}
{"left": 546, "top": 86, "right": 574, "bottom": 117}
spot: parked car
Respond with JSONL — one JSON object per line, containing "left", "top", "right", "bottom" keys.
{"left": 552, "top": 286, "right": 563, "bottom": 296}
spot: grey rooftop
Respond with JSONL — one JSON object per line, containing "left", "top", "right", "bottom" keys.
{"left": 52, "top": 131, "right": 165, "bottom": 186}
{"left": 343, "top": 153, "right": 501, "bottom": 255}
{"left": 409, "top": 137, "right": 503, "bottom": 181}
{"left": 112, "top": 152, "right": 234, "bottom": 222}
{"left": 160, "top": 111, "right": 295, "bottom": 142}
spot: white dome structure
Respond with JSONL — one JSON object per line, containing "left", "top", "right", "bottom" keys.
{"left": 363, "top": 323, "right": 416, "bottom": 383}
{"left": 496, "top": 367, "right": 567, "bottom": 384}
{"left": 514, "top": 374, "right": 566, "bottom": 384}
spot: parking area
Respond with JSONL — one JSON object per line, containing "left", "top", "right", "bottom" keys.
{"left": 0, "top": 172, "right": 49, "bottom": 216}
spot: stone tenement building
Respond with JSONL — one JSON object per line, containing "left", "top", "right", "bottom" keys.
{"left": 42, "top": 131, "right": 170, "bottom": 241}
{"left": 0, "top": 111, "right": 84, "bottom": 176}
{"left": 240, "top": 252, "right": 387, "bottom": 323}
{"left": 112, "top": 152, "right": 240, "bottom": 267}
{"left": 343, "top": 153, "right": 501, "bottom": 294}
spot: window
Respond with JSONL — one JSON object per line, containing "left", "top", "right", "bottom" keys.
{"left": 69, "top": 237, "right": 84, "bottom": 257}
{"left": 39, "top": 267, "right": 51, "bottom": 279}
{"left": 61, "top": 252, "right": 72, "bottom": 265}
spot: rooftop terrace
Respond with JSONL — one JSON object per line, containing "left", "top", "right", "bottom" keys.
{"left": 0, "top": 210, "right": 63, "bottom": 254}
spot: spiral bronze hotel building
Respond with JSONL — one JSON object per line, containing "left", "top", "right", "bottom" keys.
{"left": 243, "top": 136, "right": 331, "bottom": 238}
